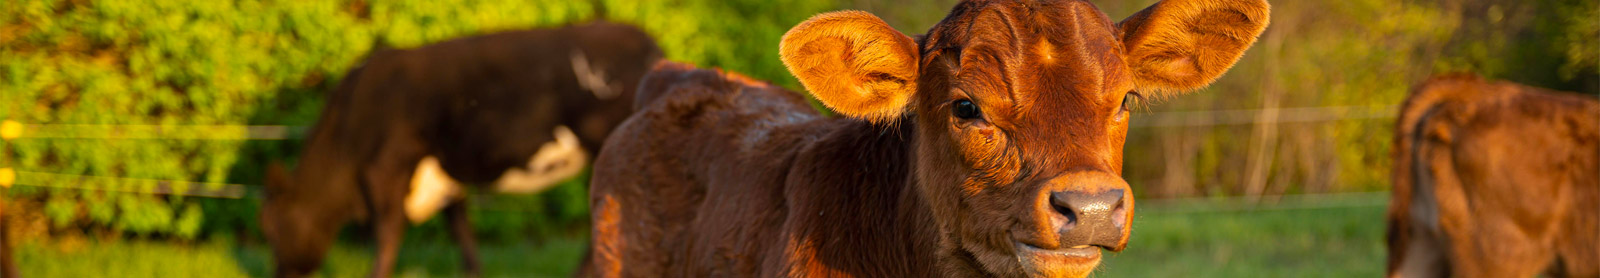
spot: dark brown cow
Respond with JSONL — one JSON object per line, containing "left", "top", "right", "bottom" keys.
{"left": 0, "top": 209, "right": 13, "bottom": 278}
{"left": 1388, "top": 74, "right": 1599, "bottom": 277}
{"left": 586, "top": 0, "right": 1269, "bottom": 277}
{"left": 261, "top": 21, "right": 661, "bottom": 278}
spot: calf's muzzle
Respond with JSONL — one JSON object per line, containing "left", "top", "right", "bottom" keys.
{"left": 1049, "top": 188, "right": 1128, "bottom": 250}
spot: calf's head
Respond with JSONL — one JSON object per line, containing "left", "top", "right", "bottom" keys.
{"left": 780, "top": 0, "right": 1267, "bottom": 276}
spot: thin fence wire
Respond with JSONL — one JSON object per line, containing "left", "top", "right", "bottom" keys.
{"left": 1131, "top": 105, "right": 1398, "bottom": 127}
{"left": 0, "top": 105, "right": 1403, "bottom": 199}
{"left": 1136, "top": 191, "right": 1391, "bottom": 214}
{"left": 3, "top": 170, "right": 248, "bottom": 199}
{"left": 3, "top": 123, "right": 307, "bottom": 140}
{"left": 0, "top": 105, "right": 1401, "bottom": 140}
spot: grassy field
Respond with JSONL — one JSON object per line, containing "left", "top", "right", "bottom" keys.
{"left": 12, "top": 194, "right": 1389, "bottom": 277}
{"left": 1098, "top": 193, "right": 1389, "bottom": 277}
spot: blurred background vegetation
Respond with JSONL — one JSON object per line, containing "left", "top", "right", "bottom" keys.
{"left": 0, "top": 0, "right": 1594, "bottom": 276}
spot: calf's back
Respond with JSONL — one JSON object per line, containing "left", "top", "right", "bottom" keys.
{"left": 1389, "top": 74, "right": 1600, "bottom": 277}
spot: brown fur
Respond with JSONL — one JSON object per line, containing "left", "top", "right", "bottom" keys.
{"left": 260, "top": 21, "right": 661, "bottom": 278}
{"left": 586, "top": 1, "right": 1268, "bottom": 277}
{"left": 1117, "top": 0, "right": 1268, "bottom": 96}
{"left": 779, "top": 11, "right": 922, "bottom": 123}
{"left": 0, "top": 212, "right": 13, "bottom": 278}
{"left": 1388, "top": 74, "right": 1600, "bottom": 277}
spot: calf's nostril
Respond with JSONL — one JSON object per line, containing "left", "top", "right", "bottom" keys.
{"left": 1111, "top": 196, "right": 1126, "bottom": 229}
{"left": 1051, "top": 200, "right": 1077, "bottom": 225}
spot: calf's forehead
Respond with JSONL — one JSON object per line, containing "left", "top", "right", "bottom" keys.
{"left": 922, "top": 0, "right": 1130, "bottom": 107}
{"left": 918, "top": 0, "right": 1134, "bottom": 174}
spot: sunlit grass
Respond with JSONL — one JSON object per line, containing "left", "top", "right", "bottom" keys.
{"left": 1097, "top": 198, "right": 1388, "bottom": 277}
{"left": 14, "top": 197, "right": 1386, "bottom": 277}
{"left": 14, "top": 232, "right": 587, "bottom": 278}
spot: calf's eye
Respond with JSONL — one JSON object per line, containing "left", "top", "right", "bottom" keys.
{"left": 953, "top": 99, "right": 981, "bottom": 119}
{"left": 1120, "top": 92, "right": 1139, "bottom": 113}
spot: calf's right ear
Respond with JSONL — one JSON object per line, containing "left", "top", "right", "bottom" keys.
{"left": 1117, "top": 0, "right": 1270, "bottom": 96}
{"left": 780, "top": 11, "right": 920, "bottom": 124}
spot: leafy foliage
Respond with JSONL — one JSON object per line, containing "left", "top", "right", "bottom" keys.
{"left": 2, "top": 0, "right": 834, "bottom": 239}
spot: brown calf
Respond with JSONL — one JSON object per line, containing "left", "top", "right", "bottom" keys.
{"left": 586, "top": 0, "right": 1269, "bottom": 277}
{"left": 261, "top": 22, "right": 661, "bottom": 278}
{"left": 1388, "top": 74, "right": 1600, "bottom": 277}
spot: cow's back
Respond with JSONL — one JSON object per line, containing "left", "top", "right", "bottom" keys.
{"left": 1389, "top": 74, "right": 1600, "bottom": 277}
{"left": 589, "top": 61, "right": 830, "bottom": 277}
{"left": 334, "top": 22, "right": 662, "bottom": 183}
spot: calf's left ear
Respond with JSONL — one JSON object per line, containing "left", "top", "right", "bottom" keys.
{"left": 1117, "top": 0, "right": 1270, "bottom": 96}
{"left": 780, "top": 11, "right": 920, "bottom": 123}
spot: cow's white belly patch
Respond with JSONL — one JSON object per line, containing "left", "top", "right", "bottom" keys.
{"left": 406, "top": 156, "right": 461, "bottom": 224}
{"left": 491, "top": 125, "right": 589, "bottom": 193}
{"left": 404, "top": 125, "right": 590, "bottom": 224}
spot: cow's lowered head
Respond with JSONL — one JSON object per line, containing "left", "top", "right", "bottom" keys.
{"left": 261, "top": 162, "right": 352, "bottom": 278}
{"left": 779, "top": 0, "right": 1268, "bottom": 276}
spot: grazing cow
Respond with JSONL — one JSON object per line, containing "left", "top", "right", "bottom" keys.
{"left": 261, "top": 21, "right": 662, "bottom": 278}
{"left": 586, "top": 0, "right": 1269, "bottom": 277}
{"left": 1388, "top": 74, "right": 1599, "bottom": 277}
{"left": 1, "top": 212, "right": 13, "bottom": 278}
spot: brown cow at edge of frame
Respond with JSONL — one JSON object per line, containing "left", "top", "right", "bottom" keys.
{"left": 260, "top": 21, "right": 662, "bottom": 278}
{"left": 584, "top": 0, "right": 1270, "bottom": 277}
{"left": 1388, "top": 74, "right": 1600, "bottom": 278}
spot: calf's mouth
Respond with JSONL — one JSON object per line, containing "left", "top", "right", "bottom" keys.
{"left": 1012, "top": 241, "right": 1109, "bottom": 277}
{"left": 1014, "top": 241, "right": 1104, "bottom": 263}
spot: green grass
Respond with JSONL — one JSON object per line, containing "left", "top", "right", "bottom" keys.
{"left": 14, "top": 197, "right": 1388, "bottom": 277}
{"left": 1097, "top": 195, "right": 1389, "bottom": 277}
{"left": 15, "top": 233, "right": 588, "bottom": 278}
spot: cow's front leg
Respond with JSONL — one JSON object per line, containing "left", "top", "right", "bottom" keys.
{"left": 370, "top": 207, "right": 407, "bottom": 278}
{"left": 0, "top": 210, "right": 16, "bottom": 278}
{"left": 367, "top": 165, "right": 412, "bottom": 278}
{"left": 364, "top": 134, "right": 427, "bottom": 278}
{"left": 445, "top": 200, "right": 482, "bottom": 277}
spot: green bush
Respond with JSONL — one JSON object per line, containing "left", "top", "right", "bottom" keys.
{"left": 2, "top": 0, "right": 835, "bottom": 240}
